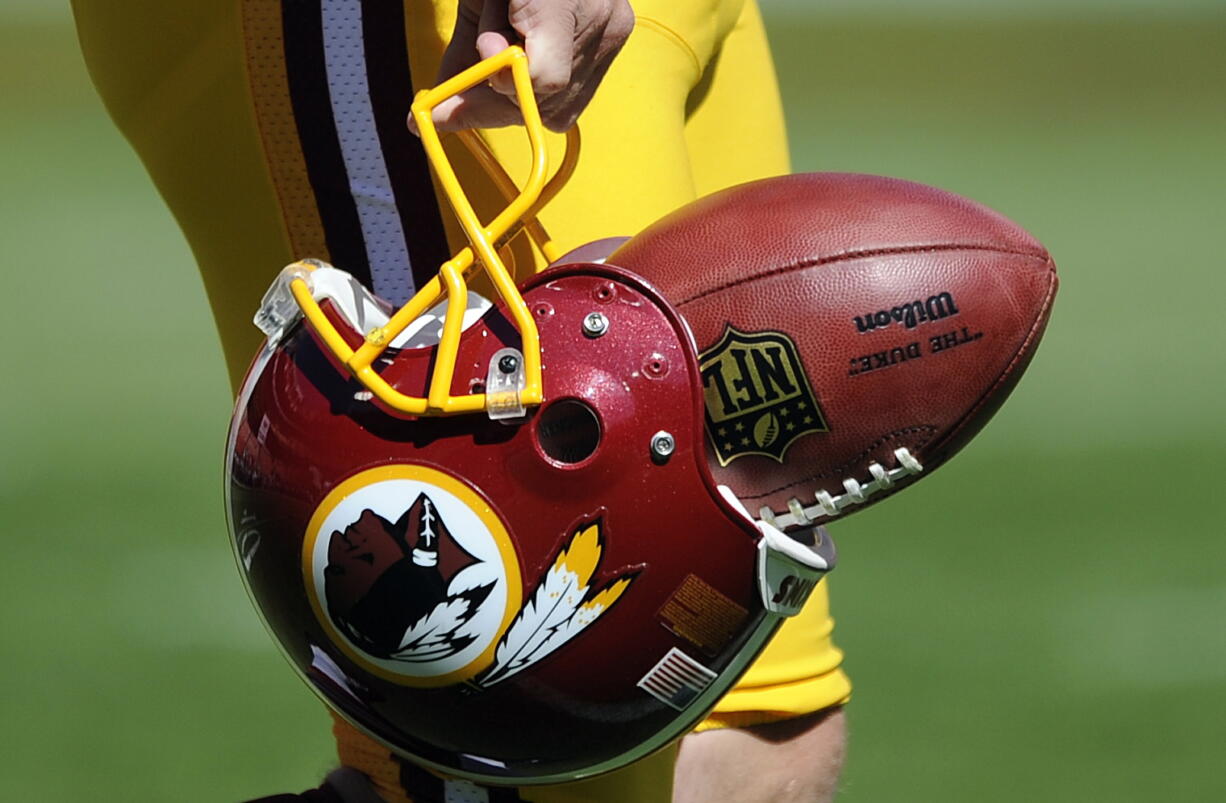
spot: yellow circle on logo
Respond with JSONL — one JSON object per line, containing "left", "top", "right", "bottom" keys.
{"left": 302, "top": 464, "right": 522, "bottom": 687}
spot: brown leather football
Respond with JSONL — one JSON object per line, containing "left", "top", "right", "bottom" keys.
{"left": 610, "top": 172, "right": 1057, "bottom": 528}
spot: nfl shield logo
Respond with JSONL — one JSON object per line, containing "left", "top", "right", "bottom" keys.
{"left": 698, "top": 327, "right": 828, "bottom": 466}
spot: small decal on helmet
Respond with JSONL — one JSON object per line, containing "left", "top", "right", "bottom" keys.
{"left": 637, "top": 648, "right": 717, "bottom": 711}
{"left": 658, "top": 574, "right": 749, "bottom": 657}
{"left": 698, "top": 326, "right": 828, "bottom": 466}
{"left": 475, "top": 518, "right": 635, "bottom": 688}
{"left": 303, "top": 465, "right": 522, "bottom": 687}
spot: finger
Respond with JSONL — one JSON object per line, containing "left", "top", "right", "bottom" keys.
{"left": 411, "top": 9, "right": 475, "bottom": 137}
{"left": 534, "top": 3, "right": 633, "bottom": 132}
{"left": 430, "top": 84, "right": 524, "bottom": 131}
{"left": 477, "top": 0, "right": 512, "bottom": 44}
{"left": 510, "top": 0, "right": 578, "bottom": 95}
{"left": 604, "top": 1, "right": 635, "bottom": 55}
{"left": 537, "top": 58, "right": 605, "bottom": 133}
{"left": 475, "top": 1, "right": 518, "bottom": 96}
{"left": 476, "top": 30, "right": 518, "bottom": 96}
{"left": 412, "top": 2, "right": 509, "bottom": 137}
{"left": 436, "top": 1, "right": 482, "bottom": 84}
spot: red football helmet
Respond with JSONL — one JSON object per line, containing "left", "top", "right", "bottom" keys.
{"left": 225, "top": 48, "right": 833, "bottom": 784}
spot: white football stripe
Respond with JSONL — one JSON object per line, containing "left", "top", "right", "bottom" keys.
{"left": 320, "top": 0, "right": 415, "bottom": 303}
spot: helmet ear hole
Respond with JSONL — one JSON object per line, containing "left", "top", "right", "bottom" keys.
{"left": 535, "top": 399, "right": 601, "bottom": 465}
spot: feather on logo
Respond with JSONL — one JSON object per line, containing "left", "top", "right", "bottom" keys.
{"left": 477, "top": 519, "right": 634, "bottom": 687}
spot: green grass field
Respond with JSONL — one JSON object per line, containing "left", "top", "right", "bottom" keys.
{"left": 2, "top": 5, "right": 1223, "bottom": 801}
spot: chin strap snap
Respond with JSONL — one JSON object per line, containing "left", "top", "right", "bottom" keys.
{"left": 717, "top": 485, "right": 835, "bottom": 618}
{"left": 755, "top": 521, "right": 836, "bottom": 617}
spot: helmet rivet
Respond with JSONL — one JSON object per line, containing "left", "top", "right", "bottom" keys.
{"left": 592, "top": 282, "right": 616, "bottom": 303}
{"left": 582, "top": 312, "right": 609, "bottom": 338}
{"left": 498, "top": 354, "right": 519, "bottom": 374}
{"left": 650, "top": 431, "right": 675, "bottom": 461}
{"left": 643, "top": 353, "right": 669, "bottom": 379}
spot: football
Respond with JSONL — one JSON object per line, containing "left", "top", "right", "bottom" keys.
{"left": 610, "top": 173, "right": 1057, "bottom": 527}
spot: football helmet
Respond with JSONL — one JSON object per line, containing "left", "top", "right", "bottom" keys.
{"left": 226, "top": 47, "right": 834, "bottom": 784}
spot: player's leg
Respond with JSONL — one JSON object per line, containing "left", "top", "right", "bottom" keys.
{"left": 72, "top": 0, "right": 303, "bottom": 390}
{"left": 74, "top": 0, "right": 472, "bottom": 392}
{"left": 679, "top": 0, "right": 792, "bottom": 193}
{"left": 678, "top": 0, "right": 852, "bottom": 719}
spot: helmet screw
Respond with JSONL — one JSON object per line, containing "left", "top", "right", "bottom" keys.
{"left": 498, "top": 354, "right": 519, "bottom": 374}
{"left": 582, "top": 312, "right": 609, "bottom": 338}
{"left": 650, "top": 431, "right": 675, "bottom": 462}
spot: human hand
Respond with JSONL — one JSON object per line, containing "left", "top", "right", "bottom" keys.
{"left": 414, "top": 0, "right": 634, "bottom": 133}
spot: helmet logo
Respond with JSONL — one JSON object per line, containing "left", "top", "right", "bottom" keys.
{"left": 699, "top": 326, "right": 828, "bottom": 465}
{"left": 323, "top": 497, "right": 489, "bottom": 664}
{"left": 304, "top": 465, "right": 523, "bottom": 687}
{"left": 304, "top": 467, "right": 636, "bottom": 689}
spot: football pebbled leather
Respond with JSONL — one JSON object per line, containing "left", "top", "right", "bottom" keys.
{"left": 610, "top": 172, "right": 1057, "bottom": 523}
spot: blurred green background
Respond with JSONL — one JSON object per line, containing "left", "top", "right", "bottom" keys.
{"left": 2, "top": 2, "right": 1223, "bottom": 800}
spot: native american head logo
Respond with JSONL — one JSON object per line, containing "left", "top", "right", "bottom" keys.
{"left": 322, "top": 494, "right": 493, "bottom": 664}
{"left": 304, "top": 465, "right": 522, "bottom": 686}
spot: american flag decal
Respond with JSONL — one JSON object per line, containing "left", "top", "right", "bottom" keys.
{"left": 636, "top": 648, "right": 718, "bottom": 711}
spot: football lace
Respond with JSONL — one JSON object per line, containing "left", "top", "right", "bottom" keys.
{"left": 758, "top": 447, "right": 923, "bottom": 529}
